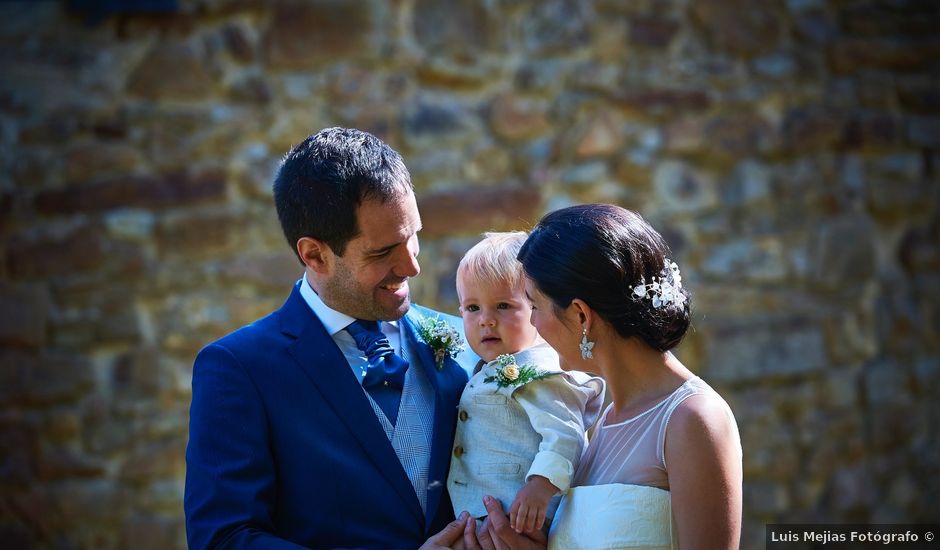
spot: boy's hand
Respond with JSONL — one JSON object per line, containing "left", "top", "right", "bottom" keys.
{"left": 508, "top": 475, "right": 559, "bottom": 533}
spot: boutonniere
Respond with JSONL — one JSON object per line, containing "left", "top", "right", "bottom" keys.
{"left": 484, "top": 354, "right": 557, "bottom": 389}
{"left": 416, "top": 316, "right": 465, "bottom": 370}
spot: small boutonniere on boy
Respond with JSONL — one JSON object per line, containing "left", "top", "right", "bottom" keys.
{"left": 416, "top": 316, "right": 465, "bottom": 370}
{"left": 484, "top": 354, "right": 558, "bottom": 389}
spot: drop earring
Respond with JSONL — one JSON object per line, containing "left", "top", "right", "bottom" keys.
{"left": 579, "top": 326, "right": 594, "bottom": 360}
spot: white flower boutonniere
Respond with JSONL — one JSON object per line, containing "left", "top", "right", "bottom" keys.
{"left": 484, "top": 354, "right": 557, "bottom": 389}
{"left": 416, "top": 316, "right": 465, "bottom": 370}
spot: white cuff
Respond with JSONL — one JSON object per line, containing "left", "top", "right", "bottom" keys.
{"left": 526, "top": 449, "right": 573, "bottom": 493}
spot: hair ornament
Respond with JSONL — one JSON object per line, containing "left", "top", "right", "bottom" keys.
{"left": 632, "top": 258, "right": 686, "bottom": 309}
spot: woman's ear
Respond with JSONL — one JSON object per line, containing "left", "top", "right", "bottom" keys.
{"left": 297, "top": 237, "right": 333, "bottom": 275}
{"left": 569, "top": 298, "right": 594, "bottom": 333}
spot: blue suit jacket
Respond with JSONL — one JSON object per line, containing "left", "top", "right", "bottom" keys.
{"left": 185, "top": 282, "right": 475, "bottom": 549}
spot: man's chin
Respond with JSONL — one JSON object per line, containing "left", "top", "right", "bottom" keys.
{"left": 376, "top": 295, "right": 411, "bottom": 321}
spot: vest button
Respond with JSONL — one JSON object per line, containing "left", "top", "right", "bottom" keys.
{"left": 459, "top": 410, "right": 469, "bottom": 421}
{"left": 453, "top": 446, "right": 464, "bottom": 458}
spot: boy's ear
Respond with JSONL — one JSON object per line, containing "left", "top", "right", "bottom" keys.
{"left": 297, "top": 237, "right": 333, "bottom": 275}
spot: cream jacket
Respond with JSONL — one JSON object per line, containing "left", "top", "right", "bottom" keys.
{"left": 447, "top": 343, "right": 605, "bottom": 518}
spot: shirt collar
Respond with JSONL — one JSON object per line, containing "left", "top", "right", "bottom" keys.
{"left": 299, "top": 274, "right": 398, "bottom": 335}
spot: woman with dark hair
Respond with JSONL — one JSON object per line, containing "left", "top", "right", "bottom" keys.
{"left": 457, "top": 204, "right": 742, "bottom": 550}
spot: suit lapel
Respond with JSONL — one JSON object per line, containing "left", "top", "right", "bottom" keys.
{"left": 401, "top": 310, "right": 469, "bottom": 528}
{"left": 280, "top": 284, "right": 423, "bottom": 525}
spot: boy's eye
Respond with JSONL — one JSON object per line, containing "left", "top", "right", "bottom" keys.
{"left": 465, "top": 304, "right": 480, "bottom": 312}
{"left": 496, "top": 302, "right": 511, "bottom": 310}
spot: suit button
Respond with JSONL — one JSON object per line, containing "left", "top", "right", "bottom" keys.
{"left": 453, "top": 446, "right": 464, "bottom": 458}
{"left": 459, "top": 410, "right": 469, "bottom": 421}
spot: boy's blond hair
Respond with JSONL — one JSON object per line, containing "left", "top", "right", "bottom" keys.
{"left": 456, "top": 231, "right": 528, "bottom": 296}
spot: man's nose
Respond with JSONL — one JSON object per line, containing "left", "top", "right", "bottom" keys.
{"left": 396, "top": 238, "right": 420, "bottom": 277}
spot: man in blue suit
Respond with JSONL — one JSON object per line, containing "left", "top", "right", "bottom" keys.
{"left": 184, "top": 127, "right": 477, "bottom": 549}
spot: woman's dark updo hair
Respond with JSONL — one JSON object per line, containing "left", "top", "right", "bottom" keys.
{"left": 517, "top": 204, "right": 691, "bottom": 352}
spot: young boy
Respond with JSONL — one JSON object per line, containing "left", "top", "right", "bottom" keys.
{"left": 447, "top": 232, "right": 605, "bottom": 536}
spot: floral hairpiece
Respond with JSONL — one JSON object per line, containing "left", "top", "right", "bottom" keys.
{"left": 632, "top": 258, "right": 686, "bottom": 309}
{"left": 416, "top": 316, "right": 465, "bottom": 370}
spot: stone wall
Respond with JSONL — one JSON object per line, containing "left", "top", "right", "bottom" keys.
{"left": 1, "top": 0, "right": 938, "bottom": 548}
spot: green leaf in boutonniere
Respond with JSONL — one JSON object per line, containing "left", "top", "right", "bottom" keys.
{"left": 483, "top": 354, "right": 557, "bottom": 389}
{"left": 416, "top": 316, "right": 465, "bottom": 370}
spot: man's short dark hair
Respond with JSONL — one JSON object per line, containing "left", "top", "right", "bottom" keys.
{"left": 273, "top": 127, "right": 413, "bottom": 260}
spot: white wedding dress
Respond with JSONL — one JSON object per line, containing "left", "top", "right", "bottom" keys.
{"left": 548, "top": 483, "right": 674, "bottom": 550}
{"left": 547, "top": 377, "right": 740, "bottom": 550}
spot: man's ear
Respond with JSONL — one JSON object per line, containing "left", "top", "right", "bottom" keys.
{"left": 297, "top": 237, "right": 333, "bottom": 275}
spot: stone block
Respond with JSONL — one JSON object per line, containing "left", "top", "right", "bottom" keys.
{"left": 127, "top": 39, "right": 214, "bottom": 100}
{"left": 403, "top": 96, "right": 479, "bottom": 149}
{"left": 744, "top": 479, "right": 789, "bottom": 516}
{"left": 830, "top": 37, "right": 940, "bottom": 74}
{"left": 663, "top": 116, "right": 707, "bottom": 153}
{"left": 418, "top": 185, "right": 542, "bottom": 238}
{"left": 841, "top": 5, "right": 937, "bottom": 37}
{"left": 866, "top": 175, "right": 933, "bottom": 223}
{"left": 652, "top": 161, "right": 718, "bottom": 214}
{"left": 809, "top": 215, "right": 878, "bottom": 290}
{"left": 829, "top": 462, "right": 875, "bottom": 512}
{"left": 722, "top": 160, "right": 771, "bottom": 205}
{"left": 43, "top": 409, "right": 82, "bottom": 442}
{"left": 703, "top": 319, "right": 827, "bottom": 383}
{"left": 222, "top": 21, "right": 258, "bottom": 64}
{"left": 264, "top": 0, "right": 375, "bottom": 69}
{"left": 220, "top": 250, "right": 302, "bottom": 290}
{"left": 521, "top": 0, "right": 589, "bottom": 54}
{"left": 907, "top": 116, "right": 940, "bottom": 148}
{"left": 488, "top": 93, "right": 550, "bottom": 141}
{"left": 112, "top": 350, "right": 163, "bottom": 398}
{"left": 413, "top": 0, "right": 502, "bottom": 59}
{"left": 701, "top": 238, "right": 788, "bottom": 283}
{"left": 823, "top": 310, "right": 878, "bottom": 366}
{"left": 614, "top": 88, "right": 711, "bottom": 117}
{"left": 864, "top": 360, "right": 912, "bottom": 408}
{"left": 704, "top": 112, "right": 775, "bottom": 157}
{"left": 0, "top": 283, "right": 50, "bottom": 349}
{"left": 0, "top": 350, "right": 95, "bottom": 406}
{"left": 781, "top": 106, "right": 847, "bottom": 151}
{"left": 0, "top": 416, "right": 38, "bottom": 485}
{"left": 82, "top": 396, "right": 134, "bottom": 455}
{"left": 51, "top": 479, "right": 125, "bottom": 524}
{"left": 64, "top": 141, "right": 142, "bottom": 183}
{"left": 566, "top": 110, "right": 624, "bottom": 159}
{"left": 6, "top": 223, "right": 105, "bottom": 280}
{"left": 628, "top": 16, "right": 679, "bottom": 48}
{"left": 36, "top": 447, "right": 104, "bottom": 481}
{"left": 104, "top": 209, "right": 157, "bottom": 242}
{"left": 843, "top": 113, "right": 900, "bottom": 150}
{"left": 34, "top": 170, "right": 227, "bottom": 214}
{"left": 899, "top": 225, "right": 940, "bottom": 273}
{"left": 119, "top": 514, "right": 185, "bottom": 550}
{"left": 689, "top": 0, "right": 783, "bottom": 56}
{"left": 157, "top": 211, "right": 238, "bottom": 258}
{"left": 898, "top": 78, "right": 940, "bottom": 114}
{"left": 119, "top": 440, "right": 184, "bottom": 482}
{"left": 0, "top": 521, "right": 36, "bottom": 549}
{"left": 1, "top": 490, "right": 60, "bottom": 545}
{"left": 795, "top": 13, "right": 838, "bottom": 45}
{"left": 227, "top": 73, "right": 273, "bottom": 105}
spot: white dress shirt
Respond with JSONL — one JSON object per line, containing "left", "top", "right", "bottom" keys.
{"left": 298, "top": 274, "right": 402, "bottom": 383}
